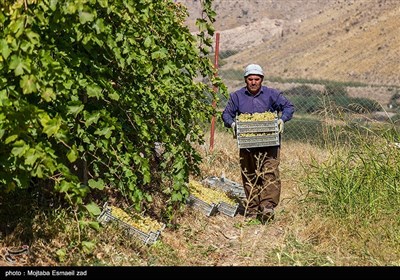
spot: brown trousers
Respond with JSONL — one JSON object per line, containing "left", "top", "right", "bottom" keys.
{"left": 239, "top": 146, "right": 281, "bottom": 215}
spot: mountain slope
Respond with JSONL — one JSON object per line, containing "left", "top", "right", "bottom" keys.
{"left": 181, "top": 0, "right": 400, "bottom": 86}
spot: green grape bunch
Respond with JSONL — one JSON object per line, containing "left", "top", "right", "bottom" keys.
{"left": 237, "top": 112, "right": 277, "bottom": 122}
{"left": 189, "top": 180, "right": 237, "bottom": 206}
{"left": 110, "top": 206, "right": 163, "bottom": 233}
{"left": 240, "top": 132, "right": 274, "bottom": 137}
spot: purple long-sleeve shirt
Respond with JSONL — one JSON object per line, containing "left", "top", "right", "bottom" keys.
{"left": 222, "top": 85, "right": 295, "bottom": 128}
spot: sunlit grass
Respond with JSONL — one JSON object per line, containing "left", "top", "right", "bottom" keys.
{"left": 1, "top": 116, "right": 399, "bottom": 266}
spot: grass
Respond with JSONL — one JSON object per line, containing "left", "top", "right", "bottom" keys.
{"left": 1, "top": 115, "right": 400, "bottom": 266}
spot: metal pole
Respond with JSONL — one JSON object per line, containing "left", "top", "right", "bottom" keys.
{"left": 209, "top": 32, "right": 220, "bottom": 152}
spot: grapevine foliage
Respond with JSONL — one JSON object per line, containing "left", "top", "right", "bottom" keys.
{"left": 0, "top": 0, "right": 226, "bottom": 215}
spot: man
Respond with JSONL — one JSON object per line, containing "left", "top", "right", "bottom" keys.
{"left": 222, "top": 64, "right": 294, "bottom": 223}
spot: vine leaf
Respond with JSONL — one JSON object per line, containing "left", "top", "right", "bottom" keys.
{"left": 88, "top": 179, "right": 105, "bottom": 191}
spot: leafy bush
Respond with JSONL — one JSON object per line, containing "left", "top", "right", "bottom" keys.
{"left": 0, "top": 0, "right": 225, "bottom": 219}
{"left": 286, "top": 96, "right": 322, "bottom": 114}
{"left": 283, "top": 86, "right": 324, "bottom": 114}
{"left": 284, "top": 85, "right": 380, "bottom": 114}
{"left": 324, "top": 84, "right": 347, "bottom": 96}
{"left": 283, "top": 117, "right": 324, "bottom": 145}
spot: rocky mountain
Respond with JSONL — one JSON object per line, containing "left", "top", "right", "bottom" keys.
{"left": 179, "top": 0, "right": 400, "bottom": 88}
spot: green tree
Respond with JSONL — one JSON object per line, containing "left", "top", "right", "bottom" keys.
{"left": 0, "top": 0, "right": 225, "bottom": 218}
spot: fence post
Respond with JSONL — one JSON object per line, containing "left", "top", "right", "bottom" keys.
{"left": 210, "top": 32, "right": 220, "bottom": 152}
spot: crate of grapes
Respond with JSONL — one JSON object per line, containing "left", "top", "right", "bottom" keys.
{"left": 202, "top": 176, "right": 246, "bottom": 199}
{"left": 236, "top": 112, "right": 280, "bottom": 149}
{"left": 97, "top": 203, "right": 165, "bottom": 245}
{"left": 217, "top": 201, "right": 240, "bottom": 217}
{"left": 186, "top": 194, "right": 219, "bottom": 216}
{"left": 188, "top": 180, "right": 240, "bottom": 217}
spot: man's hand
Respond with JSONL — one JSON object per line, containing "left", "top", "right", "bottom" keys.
{"left": 277, "top": 119, "right": 284, "bottom": 134}
{"left": 231, "top": 122, "right": 237, "bottom": 138}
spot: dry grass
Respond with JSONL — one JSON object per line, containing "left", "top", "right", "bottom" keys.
{"left": 1, "top": 129, "right": 321, "bottom": 266}
{"left": 1, "top": 128, "right": 398, "bottom": 266}
{"left": 195, "top": 129, "right": 241, "bottom": 182}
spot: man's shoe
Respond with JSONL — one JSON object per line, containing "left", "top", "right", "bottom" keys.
{"left": 260, "top": 208, "right": 275, "bottom": 223}
{"left": 244, "top": 211, "right": 258, "bottom": 222}
{"left": 245, "top": 213, "right": 258, "bottom": 218}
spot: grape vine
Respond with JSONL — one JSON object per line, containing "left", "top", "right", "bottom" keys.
{"left": 0, "top": 0, "right": 226, "bottom": 220}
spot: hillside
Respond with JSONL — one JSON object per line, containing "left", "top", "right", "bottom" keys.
{"left": 180, "top": 0, "right": 400, "bottom": 87}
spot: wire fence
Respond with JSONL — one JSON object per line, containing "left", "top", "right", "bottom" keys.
{"left": 210, "top": 32, "right": 400, "bottom": 146}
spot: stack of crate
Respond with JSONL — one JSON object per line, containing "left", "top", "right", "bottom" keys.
{"left": 187, "top": 180, "right": 240, "bottom": 217}
{"left": 236, "top": 116, "right": 279, "bottom": 148}
{"left": 186, "top": 195, "right": 219, "bottom": 217}
{"left": 202, "top": 176, "right": 245, "bottom": 199}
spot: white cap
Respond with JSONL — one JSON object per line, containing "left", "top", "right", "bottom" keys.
{"left": 244, "top": 64, "right": 264, "bottom": 77}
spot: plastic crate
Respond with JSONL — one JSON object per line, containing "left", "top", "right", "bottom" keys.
{"left": 217, "top": 201, "right": 240, "bottom": 217}
{"left": 203, "top": 176, "right": 246, "bottom": 199}
{"left": 97, "top": 203, "right": 165, "bottom": 245}
{"left": 236, "top": 120, "right": 278, "bottom": 134}
{"left": 186, "top": 195, "right": 218, "bottom": 216}
{"left": 237, "top": 134, "right": 280, "bottom": 149}
{"left": 236, "top": 118, "right": 280, "bottom": 148}
{"left": 190, "top": 178, "right": 241, "bottom": 217}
